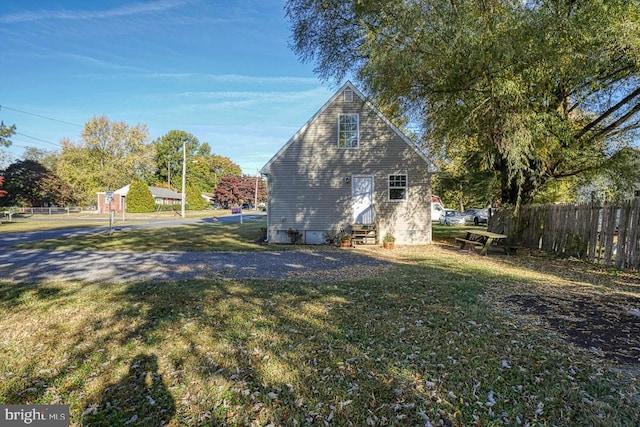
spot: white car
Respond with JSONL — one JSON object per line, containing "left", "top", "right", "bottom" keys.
{"left": 463, "top": 208, "right": 489, "bottom": 226}
{"left": 439, "top": 209, "right": 466, "bottom": 226}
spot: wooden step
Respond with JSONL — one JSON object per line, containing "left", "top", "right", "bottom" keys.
{"left": 351, "top": 223, "right": 377, "bottom": 245}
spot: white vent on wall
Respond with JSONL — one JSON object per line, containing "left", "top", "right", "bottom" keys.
{"left": 344, "top": 89, "right": 353, "bottom": 102}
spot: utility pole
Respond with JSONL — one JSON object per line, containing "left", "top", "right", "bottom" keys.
{"left": 254, "top": 170, "right": 259, "bottom": 210}
{"left": 181, "top": 140, "right": 186, "bottom": 218}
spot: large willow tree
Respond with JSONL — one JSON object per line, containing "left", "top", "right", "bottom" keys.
{"left": 286, "top": 0, "right": 640, "bottom": 206}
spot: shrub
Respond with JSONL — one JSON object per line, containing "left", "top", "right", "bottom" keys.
{"left": 286, "top": 228, "right": 302, "bottom": 244}
{"left": 126, "top": 181, "right": 155, "bottom": 213}
{"left": 186, "top": 185, "right": 206, "bottom": 210}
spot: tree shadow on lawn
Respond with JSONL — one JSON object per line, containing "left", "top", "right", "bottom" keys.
{"left": 2, "top": 248, "right": 639, "bottom": 425}
{"left": 437, "top": 242, "right": 640, "bottom": 365}
{"left": 2, "top": 275, "right": 434, "bottom": 425}
{"left": 103, "top": 278, "right": 423, "bottom": 425}
{"left": 496, "top": 253, "right": 640, "bottom": 365}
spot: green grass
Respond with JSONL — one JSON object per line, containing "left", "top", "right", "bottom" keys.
{"left": 13, "top": 221, "right": 270, "bottom": 252}
{"left": 7, "top": 211, "right": 274, "bottom": 252}
{"left": 0, "top": 223, "right": 638, "bottom": 425}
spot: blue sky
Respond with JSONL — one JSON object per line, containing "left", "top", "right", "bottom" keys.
{"left": 0, "top": 0, "right": 336, "bottom": 174}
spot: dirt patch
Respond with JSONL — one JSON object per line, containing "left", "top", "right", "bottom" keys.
{"left": 417, "top": 241, "right": 640, "bottom": 367}
{"left": 505, "top": 292, "right": 640, "bottom": 365}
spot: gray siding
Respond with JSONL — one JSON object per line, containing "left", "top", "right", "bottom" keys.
{"left": 264, "top": 84, "right": 432, "bottom": 245}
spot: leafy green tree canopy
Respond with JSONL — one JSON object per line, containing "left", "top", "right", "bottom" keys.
{"left": 0, "top": 121, "right": 16, "bottom": 148}
{"left": 186, "top": 154, "right": 243, "bottom": 193}
{"left": 56, "top": 116, "right": 155, "bottom": 205}
{"left": 286, "top": 0, "right": 640, "bottom": 206}
{"left": 186, "top": 184, "right": 206, "bottom": 210}
{"left": 152, "top": 130, "right": 202, "bottom": 189}
{"left": 0, "top": 159, "right": 76, "bottom": 207}
{"left": 23, "top": 147, "right": 58, "bottom": 172}
{"left": 210, "top": 155, "right": 242, "bottom": 181}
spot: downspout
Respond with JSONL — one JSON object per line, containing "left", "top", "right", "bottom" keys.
{"left": 263, "top": 173, "right": 271, "bottom": 243}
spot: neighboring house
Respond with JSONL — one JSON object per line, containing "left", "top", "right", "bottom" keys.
{"left": 97, "top": 185, "right": 182, "bottom": 213}
{"left": 260, "top": 82, "right": 436, "bottom": 245}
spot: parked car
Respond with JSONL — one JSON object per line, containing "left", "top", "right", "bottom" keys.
{"left": 439, "top": 209, "right": 466, "bottom": 226}
{"left": 432, "top": 203, "right": 444, "bottom": 222}
{"left": 463, "top": 208, "right": 489, "bottom": 226}
{"left": 431, "top": 195, "right": 445, "bottom": 222}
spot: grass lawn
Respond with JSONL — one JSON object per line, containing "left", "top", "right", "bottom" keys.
{"left": 11, "top": 221, "right": 271, "bottom": 252}
{"left": 0, "top": 222, "right": 638, "bottom": 426}
{"left": 0, "top": 209, "right": 233, "bottom": 234}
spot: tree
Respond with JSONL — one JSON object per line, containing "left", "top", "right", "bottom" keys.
{"left": 0, "top": 176, "right": 6, "bottom": 198}
{"left": 0, "top": 121, "right": 16, "bottom": 148}
{"left": 23, "top": 147, "right": 58, "bottom": 171}
{"left": 210, "top": 155, "right": 242, "bottom": 186}
{"left": 126, "top": 180, "right": 155, "bottom": 213}
{"left": 0, "top": 122, "right": 17, "bottom": 169}
{"left": 286, "top": 0, "right": 640, "bottom": 206}
{"left": 186, "top": 184, "right": 206, "bottom": 210}
{"left": 214, "top": 175, "right": 266, "bottom": 207}
{"left": 0, "top": 159, "right": 76, "bottom": 207}
{"left": 186, "top": 156, "right": 215, "bottom": 193}
{"left": 56, "top": 116, "right": 155, "bottom": 205}
{"left": 185, "top": 154, "right": 243, "bottom": 194}
{"left": 152, "top": 130, "right": 202, "bottom": 189}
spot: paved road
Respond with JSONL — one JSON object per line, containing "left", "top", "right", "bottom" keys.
{"left": 0, "top": 213, "right": 389, "bottom": 283}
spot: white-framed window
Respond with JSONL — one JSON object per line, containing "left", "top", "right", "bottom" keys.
{"left": 388, "top": 174, "right": 407, "bottom": 200}
{"left": 344, "top": 89, "right": 353, "bottom": 102}
{"left": 338, "top": 114, "right": 359, "bottom": 149}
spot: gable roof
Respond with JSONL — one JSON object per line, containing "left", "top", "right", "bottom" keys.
{"left": 113, "top": 184, "right": 181, "bottom": 199}
{"left": 149, "top": 186, "right": 182, "bottom": 200}
{"left": 260, "top": 81, "right": 435, "bottom": 175}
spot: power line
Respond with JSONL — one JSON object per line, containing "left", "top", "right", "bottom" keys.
{"left": 15, "top": 132, "right": 61, "bottom": 147}
{"left": 6, "top": 142, "right": 33, "bottom": 151}
{"left": 0, "top": 104, "right": 82, "bottom": 127}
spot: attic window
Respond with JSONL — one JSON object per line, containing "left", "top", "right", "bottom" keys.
{"left": 344, "top": 89, "right": 353, "bottom": 102}
{"left": 338, "top": 114, "right": 359, "bottom": 149}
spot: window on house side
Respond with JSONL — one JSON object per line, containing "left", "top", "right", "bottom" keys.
{"left": 388, "top": 174, "right": 407, "bottom": 200}
{"left": 344, "top": 89, "right": 353, "bottom": 102}
{"left": 338, "top": 114, "right": 359, "bottom": 148}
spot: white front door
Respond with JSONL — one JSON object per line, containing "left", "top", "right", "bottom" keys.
{"left": 352, "top": 176, "right": 374, "bottom": 224}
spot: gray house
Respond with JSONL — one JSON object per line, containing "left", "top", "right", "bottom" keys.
{"left": 260, "top": 82, "right": 435, "bottom": 245}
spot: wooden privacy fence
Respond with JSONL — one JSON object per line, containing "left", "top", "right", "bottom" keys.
{"left": 489, "top": 199, "right": 640, "bottom": 270}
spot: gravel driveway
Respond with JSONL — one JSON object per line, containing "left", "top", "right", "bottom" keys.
{"left": 0, "top": 248, "right": 391, "bottom": 283}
